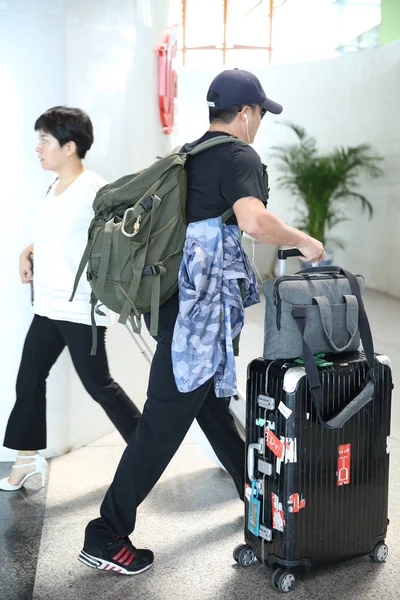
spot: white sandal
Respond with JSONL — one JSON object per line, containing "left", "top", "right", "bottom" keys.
{"left": 0, "top": 453, "right": 47, "bottom": 491}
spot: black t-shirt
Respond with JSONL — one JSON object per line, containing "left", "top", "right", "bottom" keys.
{"left": 182, "top": 131, "right": 269, "bottom": 225}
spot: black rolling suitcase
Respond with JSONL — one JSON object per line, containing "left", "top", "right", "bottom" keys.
{"left": 234, "top": 353, "right": 392, "bottom": 592}
{"left": 233, "top": 251, "right": 393, "bottom": 593}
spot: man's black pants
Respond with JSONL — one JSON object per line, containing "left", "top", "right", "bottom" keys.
{"left": 3, "top": 315, "right": 141, "bottom": 449}
{"left": 85, "top": 293, "right": 245, "bottom": 546}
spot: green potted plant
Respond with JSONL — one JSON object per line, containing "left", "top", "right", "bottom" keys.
{"left": 272, "top": 122, "right": 383, "bottom": 264}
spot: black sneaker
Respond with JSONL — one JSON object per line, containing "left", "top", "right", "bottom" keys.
{"left": 78, "top": 536, "right": 154, "bottom": 575}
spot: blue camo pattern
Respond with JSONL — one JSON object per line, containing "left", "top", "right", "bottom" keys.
{"left": 172, "top": 217, "right": 260, "bottom": 397}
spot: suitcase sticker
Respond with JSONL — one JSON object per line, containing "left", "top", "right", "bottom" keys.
{"left": 288, "top": 493, "right": 306, "bottom": 513}
{"left": 337, "top": 443, "right": 351, "bottom": 486}
{"left": 272, "top": 493, "right": 286, "bottom": 532}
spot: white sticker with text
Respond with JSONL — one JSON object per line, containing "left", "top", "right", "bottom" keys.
{"left": 278, "top": 401, "right": 292, "bottom": 420}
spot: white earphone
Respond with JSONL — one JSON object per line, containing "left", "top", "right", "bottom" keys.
{"left": 244, "top": 112, "right": 250, "bottom": 144}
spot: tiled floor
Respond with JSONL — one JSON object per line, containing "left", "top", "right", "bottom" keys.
{"left": 0, "top": 289, "right": 399, "bottom": 600}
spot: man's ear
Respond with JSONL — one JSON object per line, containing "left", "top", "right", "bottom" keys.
{"left": 238, "top": 106, "right": 249, "bottom": 122}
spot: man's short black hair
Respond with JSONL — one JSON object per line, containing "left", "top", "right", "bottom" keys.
{"left": 34, "top": 106, "right": 94, "bottom": 159}
{"left": 208, "top": 104, "right": 256, "bottom": 125}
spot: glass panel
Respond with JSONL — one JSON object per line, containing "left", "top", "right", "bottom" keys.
{"left": 335, "top": 3, "right": 381, "bottom": 49}
{"left": 272, "top": 0, "right": 337, "bottom": 54}
{"left": 180, "top": 0, "right": 382, "bottom": 67}
{"left": 224, "top": 49, "right": 270, "bottom": 68}
{"left": 271, "top": 48, "right": 337, "bottom": 64}
{"left": 271, "top": 0, "right": 381, "bottom": 55}
{"left": 336, "top": 0, "right": 380, "bottom": 5}
{"left": 183, "top": 49, "right": 224, "bottom": 68}
{"left": 226, "top": 0, "right": 270, "bottom": 48}
{"left": 184, "top": 0, "right": 224, "bottom": 48}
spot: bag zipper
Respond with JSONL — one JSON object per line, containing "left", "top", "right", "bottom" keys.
{"left": 273, "top": 273, "right": 359, "bottom": 330}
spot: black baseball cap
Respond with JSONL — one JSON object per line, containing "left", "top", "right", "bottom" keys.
{"left": 207, "top": 68, "right": 283, "bottom": 115}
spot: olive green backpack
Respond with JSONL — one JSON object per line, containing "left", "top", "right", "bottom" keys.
{"left": 70, "top": 137, "right": 255, "bottom": 353}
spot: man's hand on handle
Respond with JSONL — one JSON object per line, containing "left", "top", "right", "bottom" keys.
{"left": 297, "top": 236, "right": 326, "bottom": 263}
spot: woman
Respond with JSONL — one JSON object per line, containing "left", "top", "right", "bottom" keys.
{"left": 0, "top": 106, "right": 141, "bottom": 491}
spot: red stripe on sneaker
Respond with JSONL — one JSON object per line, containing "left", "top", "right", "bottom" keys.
{"left": 113, "top": 548, "right": 127, "bottom": 561}
{"left": 104, "top": 564, "right": 110, "bottom": 570}
{"left": 118, "top": 549, "right": 131, "bottom": 564}
{"left": 123, "top": 553, "right": 135, "bottom": 566}
{"left": 110, "top": 566, "right": 115, "bottom": 571}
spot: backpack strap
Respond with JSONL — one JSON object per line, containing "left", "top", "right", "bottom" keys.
{"left": 46, "top": 178, "right": 59, "bottom": 196}
{"left": 118, "top": 252, "right": 148, "bottom": 326}
{"left": 90, "top": 292, "right": 98, "bottom": 355}
{"left": 89, "top": 300, "right": 107, "bottom": 355}
{"left": 179, "top": 168, "right": 188, "bottom": 225}
{"left": 221, "top": 207, "right": 234, "bottom": 223}
{"left": 146, "top": 263, "right": 167, "bottom": 335}
{"left": 118, "top": 194, "right": 161, "bottom": 326}
{"left": 69, "top": 238, "right": 92, "bottom": 302}
{"left": 187, "top": 136, "right": 244, "bottom": 225}
{"left": 96, "top": 219, "right": 114, "bottom": 294}
{"left": 186, "top": 135, "right": 245, "bottom": 157}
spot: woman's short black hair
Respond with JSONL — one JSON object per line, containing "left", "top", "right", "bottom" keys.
{"left": 34, "top": 106, "right": 94, "bottom": 159}
{"left": 208, "top": 104, "right": 256, "bottom": 125}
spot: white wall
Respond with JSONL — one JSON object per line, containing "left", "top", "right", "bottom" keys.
{"left": 175, "top": 42, "right": 400, "bottom": 298}
{"left": 0, "top": 0, "right": 70, "bottom": 461}
{"left": 63, "top": 0, "right": 177, "bottom": 453}
{"left": 0, "top": 0, "right": 176, "bottom": 460}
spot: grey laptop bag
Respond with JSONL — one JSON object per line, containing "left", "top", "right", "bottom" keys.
{"left": 263, "top": 268, "right": 364, "bottom": 361}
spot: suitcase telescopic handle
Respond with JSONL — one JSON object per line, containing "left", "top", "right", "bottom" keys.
{"left": 277, "top": 248, "right": 318, "bottom": 275}
{"left": 278, "top": 248, "right": 303, "bottom": 260}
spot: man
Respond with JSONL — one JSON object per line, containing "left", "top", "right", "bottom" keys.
{"left": 79, "top": 69, "right": 325, "bottom": 575}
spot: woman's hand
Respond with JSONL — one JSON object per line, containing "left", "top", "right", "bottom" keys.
{"left": 20, "top": 251, "right": 33, "bottom": 283}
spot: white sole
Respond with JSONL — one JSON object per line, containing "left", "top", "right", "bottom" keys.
{"left": 0, "top": 473, "right": 46, "bottom": 491}
{"left": 78, "top": 550, "right": 153, "bottom": 576}
{"left": 0, "top": 478, "right": 23, "bottom": 491}
{"left": 0, "top": 458, "right": 47, "bottom": 491}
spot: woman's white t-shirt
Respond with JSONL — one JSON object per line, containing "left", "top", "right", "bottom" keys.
{"left": 33, "top": 170, "right": 111, "bottom": 326}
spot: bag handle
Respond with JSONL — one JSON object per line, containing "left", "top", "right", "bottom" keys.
{"left": 297, "top": 265, "right": 342, "bottom": 275}
{"left": 295, "top": 267, "right": 373, "bottom": 370}
{"left": 313, "top": 295, "right": 359, "bottom": 353}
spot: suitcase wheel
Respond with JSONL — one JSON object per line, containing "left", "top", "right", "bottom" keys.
{"left": 271, "top": 568, "right": 296, "bottom": 593}
{"left": 370, "top": 541, "right": 389, "bottom": 563}
{"left": 233, "top": 544, "right": 255, "bottom": 568}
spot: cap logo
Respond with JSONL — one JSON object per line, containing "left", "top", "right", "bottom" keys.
{"left": 207, "top": 101, "right": 216, "bottom": 107}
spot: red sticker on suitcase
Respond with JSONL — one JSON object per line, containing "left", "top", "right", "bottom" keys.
{"left": 337, "top": 443, "right": 351, "bottom": 486}
{"left": 265, "top": 428, "right": 284, "bottom": 459}
{"left": 288, "top": 493, "right": 306, "bottom": 513}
